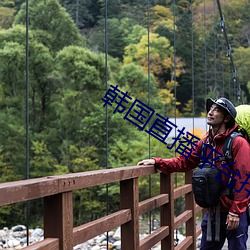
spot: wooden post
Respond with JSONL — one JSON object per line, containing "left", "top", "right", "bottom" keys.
{"left": 161, "top": 173, "right": 174, "bottom": 250}
{"left": 44, "top": 192, "right": 73, "bottom": 250}
{"left": 185, "top": 171, "right": 196, "bottom": 250}
{"left": 120, "top": 178, "right": 139, "bottom": 250}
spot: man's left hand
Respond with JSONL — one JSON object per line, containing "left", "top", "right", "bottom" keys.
{"left": 226, "top": 213, "right": 240, "bottom": 230}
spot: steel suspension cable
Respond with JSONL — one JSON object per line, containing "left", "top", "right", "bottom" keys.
{"left": 76, "top": 0, "right": 79, "bottom": 27}
{"left": 172, "top": 0, "right": 179, "bottom": 245}
{"left": 218, "top": 37, "right": 225, "bottom": 96}
{"left": 173, "top": 0, "right": 176, "bottom": 130}
{"left": 147, "top": 0, "right": 152, "bottom": 234}
{"left": 25, "top": 0, "right": 30, "bottom": 245}
{"left": 213, "top": 0, "right": 217, "bottom": 95}
{"left": 104, "top": 0, "right": 109, "bottom": 248}
{"left": 216, "top": 0, "right": 242, "bottom": 104}
{"left": 191, "top": 0, "right": 195, "bottom": 132}
{"left": 228, "top": 64, "right": 231, "bottom": 100}
{"left": 203, "top": 0, "right": 207, "bottom": 98}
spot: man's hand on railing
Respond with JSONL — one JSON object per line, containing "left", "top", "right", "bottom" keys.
{"left": 137, "top": 159, "right": 155, "bottom": 166}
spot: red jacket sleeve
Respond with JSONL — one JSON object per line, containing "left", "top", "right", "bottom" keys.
{"left": 153, "top": 139, "right": 203, "bottom": 174}
{"left": 229, "top": 136, "right": 250, "bottom": 215}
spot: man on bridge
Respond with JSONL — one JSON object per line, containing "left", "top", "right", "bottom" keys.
{"left": 138, "top": 97, "right": 250, "bottom": 250}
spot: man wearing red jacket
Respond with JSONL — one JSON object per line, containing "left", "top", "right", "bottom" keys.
{"left": 138, "top": 97, "right": 250, "bottom": 250}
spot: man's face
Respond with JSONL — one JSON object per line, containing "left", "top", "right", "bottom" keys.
{"left": 207, "top": 104, "right": 226, "bottom": 127}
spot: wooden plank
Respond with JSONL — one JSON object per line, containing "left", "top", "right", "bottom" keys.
{"left": 195, "top": 204, "right": 203, "bottom": 213}
{"left": 0, "top": 165, "right": 156, "bottom": 206}
{"left": 120, "top": 178, "right": 140, "bottom": 250}
{"left": 174, "top": 236, "right": 193, "bottom": 250}
{"left": 22, "top": 238, "right": 59, "bottom": 250}
{"left": 185, "top": 171, "right": 196, "bottom": 250}
{"left": 44, "top": 192, "right": 73, "bottom": 250}
{"left": 0, "top": 177, "right": 59, "bottom": 206}
{"left": 57, "top": 165, "right": 156, "bottom": 192}
{"left": 139, "top": 194, "right": 169, "bottom": 215}
{"left": 174, "top": 184, "right": 192, "bottom": 199}
{"left": 140, "top": 226, "right": 169, "bottom": 250}
{"left": 161, "top": 173, "right": 174, "bottom": 250}
{"left": 73, "top": 209, "right": 131, "bottom": 245}
{"left": 196, "top": 226, "right": 202, "bottom": 237}
{"left": 174, "top": 210, "right": 192, "bottom": 229}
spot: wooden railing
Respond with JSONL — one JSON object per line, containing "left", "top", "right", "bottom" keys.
{"left": 0, "top": 165, "right": 203, "bottom": 250}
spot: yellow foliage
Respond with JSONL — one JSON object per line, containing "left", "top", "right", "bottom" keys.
{"left": 166, "top": 80, "right": 180, "bottom": 91}
{"left": 124, "top": 31, "right": 186, "bottom": 88}
{"left": 149, "top": 5, "right": 174, "bottom": 31}
{"left": 200, "top": 112, "right": 207, "bottom": 118}
{"left": 158, "top": 88, "right": 174, "bottom": 105}
{"left": 0, "top": 7, "right": 15, "bottom": 29}
{"left": 191, "top": 127, "right": 206, "bottom": 139}
{"left": 167, "top": 107, "right": 181, "bottom": 118}
{"left": 174, "top": 56, "right": 186, "bottom": 77}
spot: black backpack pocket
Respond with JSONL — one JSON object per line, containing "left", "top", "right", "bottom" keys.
{"left": 192, "top": 163, "right": 221, "bottom": 208}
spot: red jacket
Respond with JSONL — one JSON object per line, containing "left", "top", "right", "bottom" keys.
{"left": 154, "top": 124, "right": 250, "bottom": 216}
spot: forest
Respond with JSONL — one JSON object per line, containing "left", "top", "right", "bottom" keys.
{"left": 0, "top": 0, "right": 249, "bottom": 228}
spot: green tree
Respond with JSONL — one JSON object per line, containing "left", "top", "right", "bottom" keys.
{"left": 124, "top": 32, "right": 185, "bottom": 87}
{"left": 117, "top": 63, "right": 165, "bottom": 113}
{"left": 61, "top": 0, "right": 101, "bottom": 28}
{"left": 30, "top": 141, "right": 57, "bottom": 177}
{"left": 0, "top": 25, "right": 55, "bottom": 132}
{"left": 14, "top": 0, "right": 84, "bottom": 52}
{"left": 0, "top": 39, "right": 27, "bottom": 180}
{"left": 234, "top": 46, "right": 250, "bottom": 102}
{"left": 148, "top": 5, "right": 174, "bottom": 33}
{"left": 87, "top": 17, "right": 138, "bottom": 60}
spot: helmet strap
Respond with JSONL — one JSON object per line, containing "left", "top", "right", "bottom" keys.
{"left": 209, "top": 116, "right": 226, "bottom": 140}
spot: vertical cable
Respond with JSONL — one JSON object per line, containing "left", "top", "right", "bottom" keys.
{"left": 25, "top": 0, "right": 29, "bottom": 182}
{"left": 218, "top": 19, "right": 225, "bottom": 96}
{"left": 76, "top": 0, "right": 79, "bottom": 27}
{"left": 173, "top": 1, "right": 176, "bottom": 128}
{"left": 222, "top": 61, "right": 225, "bottom": 96}
{"left": 228, "top": 64, "right": 231, "bottom": 100}
{"left": 191, "top": 1, "right": 195, "bottom": 132}
{"left": 147, "top": 0, "right": 150, "bottom": 159}
{"left": 204, "top": 0, "right": 207, "bottom": 98}
{"left": 172, "top": 0, "right": 179, "bottom": 245}
{"left": 104, "top": 0, "right": 109, "bottom": 247}
{"left": 213, "top": 0, "right": 217, "bottom": 96}
{"left": 216, "top": 0, "right": 241, "bottom": 103}
{"left": 221, "top": 43, "right": 225, "bottom": 96}
{"left": 147, "top": 0, "right": 152, "bottom": 234}
{"left": 233, "top": 71, "right": 236, "bottom": 103}
{"left": 25, "top": 0, "right": 30, "bottom": 245}
{"left": 203, "top": 0, "right": 208, "bottom": 133}
{"left": 172, "top": 0, "right": 177, "bottom": 184}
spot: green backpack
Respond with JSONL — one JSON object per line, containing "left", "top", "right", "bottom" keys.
{"left": 235, "top": 105, "right": 250, "bottom": 142}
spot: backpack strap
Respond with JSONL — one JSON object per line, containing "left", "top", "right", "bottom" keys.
{"left": 222, "top": 131, "right": 243, "bottom": 200}
{"left": 202, "top": 132, "right": 241, "bottom": 162}
{"left": 223, "top": 131, "right": 242, "bottom": 162}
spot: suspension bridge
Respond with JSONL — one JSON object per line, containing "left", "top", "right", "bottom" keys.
{"left": 0, "top": 0, "right": 247, "bottom": 249}
{"left": 0, "top": 165, "right": 202, "bottom": 249}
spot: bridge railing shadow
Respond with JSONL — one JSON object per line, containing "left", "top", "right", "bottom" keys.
{"left": 0, "top": 165, "right": 203, "bottom": 250}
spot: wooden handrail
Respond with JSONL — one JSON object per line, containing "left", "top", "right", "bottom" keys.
{"left": 0, "top": 165, "right": 203, "bottom": 250}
